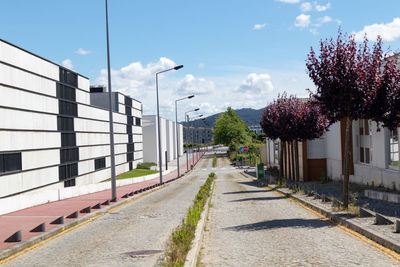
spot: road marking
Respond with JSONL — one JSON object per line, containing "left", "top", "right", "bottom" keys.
{"left": 0, "top": 184, "right": 170, "bottom": 265}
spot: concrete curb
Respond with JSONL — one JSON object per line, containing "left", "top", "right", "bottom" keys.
{"left": 240, "top": 172, "right": 400, "bottom": 254}
{"left": 184, "top": 178, "right": 215, "bottom": 267}
{"left": 0, "top": 173, "right": 190, "bottom": 262}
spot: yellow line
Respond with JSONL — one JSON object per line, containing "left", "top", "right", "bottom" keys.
{"left": 0, "top": 184, "right": 170, "bottom": 265}
{"left": 263, "top": 184, "right": 400, "bottom": 264}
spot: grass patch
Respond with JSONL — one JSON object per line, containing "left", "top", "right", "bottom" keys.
{"left": 212, "top": 153, "right": 217, "bottom": 167}
{"left": 136, "top": 162, "right": 157, "bottom": 169}
{"left": 162, "top": 172, "right": 216, "bottom": 267}
{"left": 104, "top": 169, "right": 158, "bottom": 181}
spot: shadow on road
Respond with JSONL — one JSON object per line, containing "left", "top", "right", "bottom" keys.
{"left": 224, "top": 218, "right": 332, "bottom": 232}
{"left": 237, "top": 181, "right": 263, "bottom": 188}
{"left": 230, "top": 196, "right": 285, "bottom": 202}
{"left": 223, "top": 190, "right": 272, "bottom": 195}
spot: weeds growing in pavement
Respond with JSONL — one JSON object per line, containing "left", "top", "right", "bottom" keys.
{"left": 162, "top": 173, "right": 216, "bottom": 267}
{"left": 212, "top": 153, "right": 217, "bottom": 167}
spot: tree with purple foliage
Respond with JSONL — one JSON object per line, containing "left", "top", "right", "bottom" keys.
{"left": 306, "top": 30, "right": 400, "bottom": 207}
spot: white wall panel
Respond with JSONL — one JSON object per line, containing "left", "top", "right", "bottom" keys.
{"left": 0, "top": 63, "right": 56, "bottom": 96}
{"left": 113, "top": 113, "right": 126, "bottom": 124}
{"left": 77, "top": 75, "right": 90, "bottom": 92}
{"left": 74, "top": 118, "right": 109, "bottom": 133}
{"left": 116, "top": 163, "right": 129, "bottom": 175}
{"left": 307, "top": 138, "right": 326, "bottom": 159}
{"left": 0, "top": 41, "right": 59, "bottom": 80}
{"left": 132, "top": 126, "right": 142, "bottom": 134}
{"left": 134, "top": 135, "right": 143, "bottom": 143}
{"left": 132, "top": 109, "right": 141, "bottom": 118}
{"left": 118, "top": 93, "right": 125, "bottom": 104}
{"left": 0, "top": 131, "right": 60, "bottom": 151}
{"left": 78, "top": 104, "right": 109, "bottom": 121}
{"left": 76, "top": 132, "right": 109, "bottom": 146}
{"left": 132, "top": 100, "right": 141, "bottom": 111}
{"left": 115, "top": 154, "right": 127, "bottom": 165}
{"left": 118, "top": 104, "right": 125, "bottom": 114}
{"left": 115, "top": 133, "right": 128, "bottom": 144}
{"left": 79, "top": 145, "right": 109, "bottom": 161}
{"left": 115, "top": 143, "right": 127, "bottom": 154}
{"left": 0, "top": 108, "right": 57, "bottom": 130}
{"left": 22, "top": 149, "right": 59, "bottom": 170}
{"left": 114, "top": 123, "right": 126, "bottom": 134}
{"left": 21, "top": 167, "right": 59, "bottom": 193}
{"left": 134, "top": 151, "right": 143, "bottom": 160}
{"left": 78, "top": 159, "right": 94, "bottom": 175}
{"left": 135, "top": 143, "right": 143, "bottom": 151}
{"left": 76, "top": 89, "right": 90, "bottom": 105}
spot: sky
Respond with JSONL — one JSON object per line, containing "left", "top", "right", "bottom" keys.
{"left": 1, "top": 0, "right": 400, "bottom": 122}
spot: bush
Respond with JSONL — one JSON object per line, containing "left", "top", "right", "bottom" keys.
{"left": 267, "top": 166, "right": 279, "bottom": 177}
{"left": 136, "top": 162, "right": 157, "bottom": 169}
{"left": 212, "top": 153, "right": 217, "bottom": 167}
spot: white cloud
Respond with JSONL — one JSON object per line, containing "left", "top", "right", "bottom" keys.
{"left": 315, "top": 2, "right": 331, "bottom": 12}
{"left": 276, "top": 0, "right": 300, "bottom": 3}
{"left": 295, "top": 14, "right": 311, "bottom": 28}
{"left": 75, "top": 48, "right": 91, "bottom": 55}
{"left": 177, "top": 74, "right": 215, "bottom": 95}
{"left": 198, "top": 63, "right": 205, "bottom": 69}
{"left": 354, "top": 18, "right": 400, "bottom": 42}
{"left": 300, "top": 2, "right": 312, "bottom": 12}
{"left": 236, "top": 73, "right": 274, "bottom": 94}
{"left": 313, "top": 15, "right": 332, "bottom": 27}
{"left": 253, "top": 23, "right": 267, "bottom": 30}
{"left": 310, "top": 28, "right": 319, "bottom": 35}
{"left": 62, "top": 59, "right": 73, "bottom": 69}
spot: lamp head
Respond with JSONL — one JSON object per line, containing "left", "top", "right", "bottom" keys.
{"left": 194, "top": 108, "right": 200, "bottom": 111}
{"left": 174, "top": 65, "right": 184, "bottom": 70}
{"left": 188, "top": 95, "right": 194, "bottom": 99}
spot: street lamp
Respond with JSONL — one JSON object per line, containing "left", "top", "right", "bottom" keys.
{"left": 185, "top": 108, "right": 200, "bottom": 170}
{"left": 105, "top": 0, "right": 117, "bottom": 200}
{"left": 156, "top": 65, "right": 184, "bottom": 184}
{"left": 175, "top": 95, "right": 195, "bottom": 178}
{"left": 192, "top": 114, "right": 203, "bottom": 162}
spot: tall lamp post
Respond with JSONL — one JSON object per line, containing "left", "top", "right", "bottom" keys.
{"left": 156, "top": 65, "right": 184, "bottom": 183}
{"left": 105, "top": 0, "right": 117, "bottom": 199}
{"left": 185, "top": 108, "right": 200, "bottom": 170}
{"left": 175, "top": 95, "right": 194, "bottom": 178}
{"left": 192, "top": 114, "right": 203, "bottom": 162}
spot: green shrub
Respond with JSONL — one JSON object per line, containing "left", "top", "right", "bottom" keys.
{"left": 136, "top": 162, "right": 157, "bottom": 169}
{"left": 212, "top": 153, "right": 217, "bottom": 167}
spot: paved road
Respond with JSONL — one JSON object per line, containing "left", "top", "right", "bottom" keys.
{"left": 199, "top": 156, "right": 399, "bottom": 266}
{"left": 4, "top": 156, "right": 214, "bottom": 267}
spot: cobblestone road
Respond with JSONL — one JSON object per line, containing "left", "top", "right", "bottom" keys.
{"left": 4, "top": 157, "right": 213, "bottom": 267}
{"left": 199, "top": 157, "right": 400, "bottom": 267}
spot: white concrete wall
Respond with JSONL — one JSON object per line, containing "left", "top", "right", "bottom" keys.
{"left": 307, "top": 137, "right": 326, "bottom": 159}
{"left": 143, "top": 115, "right": 158, "bottom": 163}
{"left": 166, "top": 120, "right": 174, "bottom": 161}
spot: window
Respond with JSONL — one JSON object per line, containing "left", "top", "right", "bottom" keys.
{"left": 389, "top": 129, "right": 399, "bottom": 167}
{"left": 135, "top": 117, "right": 141, "bottom": 126}
{"left": 128, "top": 134, "right": 133, "bottom": 143}
{"left": 359, "top": 119, "right": 371, "bottom": 164}
{"left": 0, "top": 153, "right": 22, "bottom": 174}
{"left": 125, "top": 96, "right": 132, "bottom": 107}
{"left": 127, "top": 152, "right": 134, "bottom": 162}
{"left": 59, "top": 163, "right": 78, "bottom": 180}
{"left": 60, "top": 148, "right": 79, "bottom": 163}
{"left": 57, "top": 83, "right": 76, "bottom": 102}
{"left": 127, "top": 125, "right": 132, "bottom": 134}
{"left": 94, "top": 157, "right": 106, "bottom": 170}
{"left": 61, "top": 133, "right": 76, "bottom": 147}
{"left": 125, "top": 105, "right": 132, "bottom": 116}
{"left": 59, "top": 100, "right": 77, "bottom": 117}
{"left": 127, "top": 143, "right": 134, "bottom": 152}
{"left": 59, "top": 68, "right": 77, "bottom": 87}
{"left": 64, "top": 178, "right": 76, "bottom": 187}
{"left": 57, "top": 116, "right": 74, "bottom": 132}
{"left": 127, "top": 116, "right": 133, "bottom": 125}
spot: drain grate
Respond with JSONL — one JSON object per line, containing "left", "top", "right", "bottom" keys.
{"left": 123, "top": 250, "right": 163, "bottom": 257}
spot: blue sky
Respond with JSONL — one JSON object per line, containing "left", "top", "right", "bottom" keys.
{"left": 1, "top": 0, "right": 400, "bottom": 122}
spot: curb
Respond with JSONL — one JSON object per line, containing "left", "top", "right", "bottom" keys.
{"left": 240, "top": 172, "right": 400, "bottom": 255}
{"left": 0, "top": 173, "right": 188, "bottom": 263}
{"left": 184, "top": 178, "right": 215, "bottom": 267}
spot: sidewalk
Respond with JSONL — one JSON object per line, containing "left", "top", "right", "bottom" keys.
{"left": 0, "top": 152, "right": 205, "bottom": 254}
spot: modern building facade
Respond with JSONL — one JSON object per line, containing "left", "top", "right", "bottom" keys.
{"left": 183, "top": 126, "right": 213, "bottom": 144}
{"left": 142, "top": 115, "right": 183, "bottom": 166}
{"left": 0, "top": 39, "right": 143, "bottom": 198}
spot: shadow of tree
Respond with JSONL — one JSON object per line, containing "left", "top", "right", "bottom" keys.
{"left": 224, "top": 218, "right": 331, "bottom": 232}
{"left": 238, "top": 181, "right": 261, "bottom": 188}
{"left": 230, "top": 196, "right": 285, "bottom": 202}
{"left": 223, "top": 190, "right": 271, "bottom": 195}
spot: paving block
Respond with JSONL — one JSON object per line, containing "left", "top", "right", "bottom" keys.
{"left": 67, "top": 211, "right": 79, "bottom": 219}
{"left": 92, "top": 203, "right": 101, "bottom": 209}
{"left": 375, "top": 213, "right": 394, "bottom": 225}
{"left": 122, "top": 193, "right": 129, "bottom": 198}
{"left": 80, "top": 206, "right": 91, "bottom": 213}
{"left": 128, "top": 191, "right": 134, "bottom": 196}
{"left": 30, "top": 223, "right": 46, "bottom": 233}
{"left": 102, "top": 200, "right": 110, "bottom": 206}
{"left": 50, "top": 216, "right": 64, "bottom": 225}
{"left": 359, "top": 208, "right": 374, "bottom": 218}
{"left": 4, "top": 231, "right": 21, "bottom": 242}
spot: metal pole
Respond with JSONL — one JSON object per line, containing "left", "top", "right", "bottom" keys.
{"left": 105, "top": 0, "right": 117, "bottom": 200}
{"left": 186, "top": 120, "right": 189, "bottom": 171}
{"left": 175, "top": 100, "right": 180, "bottom": 177}
{"left": 156, "top": 73, "right": 163, "bottom": 183}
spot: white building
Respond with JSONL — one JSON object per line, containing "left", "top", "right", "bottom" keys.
{"left": 0, "top": 39, "right": 143, "bottom": 198}
{"left": 142, "top": 115, "right": 183, "bottom": 166}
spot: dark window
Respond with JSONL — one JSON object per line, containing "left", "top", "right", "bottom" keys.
{"left": 135, "top": 117, "right": 141, "bottom": 126}
{"left": 129, "top": 162, "right": 133, "bottom": 171}
{"left": 127, "top": 116, "right": 133, "bottom": 125}
{"left": 59, "top": 68, "right": 78, "bottom": 87}
{"left": 94, "top": 157, "right": 106, "bottom": 170}
{"left": 59, "top": 100, "right": 77, "bottom": 117}
{"left": 127, "top": 143, "right": 134, "bottom": 152}
{"left": 127, "top": 152, "right": 134, "bottom": 162}
{"left": 60, "top": 148, "right": 79, "bottom": 163}
{"left": 57, "top": 83, "right": 76, "bottom": 101}
{"left": 125, "top": 105, "right": 131, "bottom": 116}
{"left": 90, "top": 86, "right": 105, "bottom": 93}
{"left": 61, "top": 133, "right": 76, "bottom": 147}
{"left": 57, "top": 116, "right": 74, "bottom": 131}
{"left": 59, "top": 163, "right": 78, "bottom": 180}
{"left": 125, "top": 96, "right": 132, "bottom": 107}
{"left": 64, "top": 178, "right": 76, "bottom": 187}
{"left": 0, "top": 153, "right": 22, "bottom": 174}
{"left": 128, "top": 134, "right": 133, "bottom": 143}
{"left": 127, "top": 125, "right": 132, "bottom": 134}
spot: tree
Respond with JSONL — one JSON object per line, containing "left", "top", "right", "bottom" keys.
{"left": 213, "top": 107, "right": 251, "bottom": 148}
{"left": 306, "top": 30, "right": 392, "bottom": 207}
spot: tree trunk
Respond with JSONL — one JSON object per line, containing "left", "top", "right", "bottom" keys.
{"left": 279, "top": 141, "right": 285, "bottom": 185}
{"left": 343, "top": 117, "right": 352, "bottom": 208}
{"left": 294, "top": 140, "right": 300, "bottom": 183}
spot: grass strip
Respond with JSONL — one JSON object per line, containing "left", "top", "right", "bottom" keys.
{"left": 104, "top": 169, "right": 159, "bottom": 181}
{"left": 162, "top": 172, "right": 216, "bottom": 267}
{"left": 212, "top": 153, "right": 217, "bottom": 167}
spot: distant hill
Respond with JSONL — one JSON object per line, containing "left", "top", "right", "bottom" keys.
{"left": 182, "top": 108, "right": 264, "bottom": 128}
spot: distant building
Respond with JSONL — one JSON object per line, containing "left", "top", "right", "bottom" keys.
{"left": 249, "top": 125, "right": 263, "bottom": 135}
{"left": 183, "top": 126, "right": 213, "bottom": 144}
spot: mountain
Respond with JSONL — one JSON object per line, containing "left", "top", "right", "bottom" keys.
{"left": 182, "top": 108, "right": 264, "bottom": 128}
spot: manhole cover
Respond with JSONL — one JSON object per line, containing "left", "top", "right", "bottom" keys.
{"left": 123, "top": 250, "right": 163, "bottom": 257}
